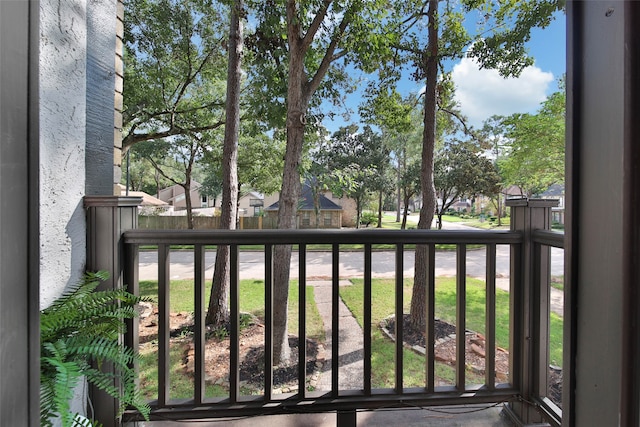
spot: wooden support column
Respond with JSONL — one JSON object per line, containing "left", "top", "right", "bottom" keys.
{"left": 84, "top": 196, "right": 141, "bottom": 427}
{"left": 504, "top": 198, "right": 558, "bottom": 426}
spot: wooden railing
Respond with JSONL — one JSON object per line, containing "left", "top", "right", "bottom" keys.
{"left": 86, "top": 197, "right": 563, "bottom": 426}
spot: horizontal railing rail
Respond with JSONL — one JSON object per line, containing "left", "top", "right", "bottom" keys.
{"left": 532, "top": 229, "right": 565, "bottom": 248}
{"left": 122, "top": 228, "right": 530, "bottom": 424}
{"left": 123, "top": 228, "right": 523, "bottom": 245}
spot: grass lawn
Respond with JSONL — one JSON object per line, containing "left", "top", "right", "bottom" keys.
{"left": 442, "top": 215, "right": 511, "bottom": 229}
{"left": 136, "top": 276, "right": 563, "bottom": 398}
{"left": 340, "top": 277, "right": 563, "bottom": 386}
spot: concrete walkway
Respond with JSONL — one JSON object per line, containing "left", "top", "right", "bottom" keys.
{"left": 311, "top": 280, "right": 364, "bottom": 391}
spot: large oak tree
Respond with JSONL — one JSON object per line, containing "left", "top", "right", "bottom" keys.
{"left": 248, "top": 0, "right": 399, "bottom": 364}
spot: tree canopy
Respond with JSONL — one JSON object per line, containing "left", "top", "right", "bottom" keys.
{"left": 498, "top": 88, "right": 565, "bottom": 195}
{"left": 123, "top": 0, "right": 228, "bottom": 151}
{"left": 434, "top": 140, "right": 501, "bottom": 227}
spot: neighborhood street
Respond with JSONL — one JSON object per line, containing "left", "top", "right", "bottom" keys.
{"left": 137, "top": 245, "right": 564, "bottom": 282}
{"left": 137, "top": 217, "right": 564, "bottom": 282}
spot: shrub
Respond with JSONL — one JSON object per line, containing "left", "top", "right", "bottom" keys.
{"left": 360, "top": 211, "right": 378, "bottom": 227}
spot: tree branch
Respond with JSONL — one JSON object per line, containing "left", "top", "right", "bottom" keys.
{"left": 438, "top": 103, "right": 479, "bottom": 139}
{"left": 305, "top": 3, "right": 352, "bottom": 101}
{"left": 123, "top": 119, "right": 225, "bottom": 151}
{"left": 301, "top": 0, "right": 333, "bottom": 52}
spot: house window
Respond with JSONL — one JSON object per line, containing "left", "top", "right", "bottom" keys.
{"left": 302, "top": 211, "right": 310, "bottom": 226}
{"left": 254, "top": 206, "right": 262, "bottom": 216}
{"left": 324, "top": 213, "right": 332, "bottom": 227}
{"left": 201, "top": 195, "right": 208, "bottom": 208}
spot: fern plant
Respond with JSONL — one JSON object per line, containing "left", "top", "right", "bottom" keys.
{"left": 40, "top": 271, "right": 151, "bottom": 426}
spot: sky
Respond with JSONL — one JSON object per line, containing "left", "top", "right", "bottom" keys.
{"left": 323, "top": 11, "right": 566, "bottom": 132}
{"left": 451, "top": 13, "right": 566, "bottom": 128}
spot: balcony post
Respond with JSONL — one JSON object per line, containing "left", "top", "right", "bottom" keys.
{"left": 504, "top": 197, "right": 558, "bottom": 425}
{"left": 84, "top": 196, "right": 142, "bottom": 427}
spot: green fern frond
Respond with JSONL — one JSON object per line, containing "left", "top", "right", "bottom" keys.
{"left": 66, "top": 336, "right": 138, "bottom": 368}
{"left": 41, "top": 288, "right": 149, "bottom": 343}
{"left": 84, "top": 368, "right": 150, "bottom": 419}
{"left": 40, "top": 271, "right": 150, "bottom": 426}
{"left": 40, "top": 341, "right": 83, "bottom": 427}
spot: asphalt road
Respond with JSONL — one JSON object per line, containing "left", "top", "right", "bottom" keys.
{"left": 137, "top": 245, "right": 564, "bottom": 281}
{"left": 137, "top": 218, "right": 564, "bottom": 282}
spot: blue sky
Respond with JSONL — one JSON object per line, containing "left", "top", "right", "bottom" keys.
{"left": 322, "top": 11, "right": 566, "bottom": 132}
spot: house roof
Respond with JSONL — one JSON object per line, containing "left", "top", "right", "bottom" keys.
{"left": 118, "top": 185, "right": 168, "bottom": 206}
{"left": 240, "top": 190, "right": 264, "bottom": 200}
{"left": 539, "top": 183, "right": 565, "bottom": 197}
{"left": 157, "top": 180, "right": 202, "bottom": 202}
{"left": 266, "top": 185, "right": 342, "bottom": 211}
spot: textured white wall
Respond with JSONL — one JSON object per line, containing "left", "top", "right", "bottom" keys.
{"left": 38, "top": 0, "right": 87, "bottom": 308}
{"left": 39, "top": 0, "right": 90, "bottom": 420}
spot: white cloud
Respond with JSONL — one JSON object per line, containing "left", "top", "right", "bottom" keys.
{"left": 451, "top": 57, "right": 554, "bottom": 127}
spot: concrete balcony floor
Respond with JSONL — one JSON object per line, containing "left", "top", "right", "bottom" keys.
{"left": 126, "top": 404, "right": 514, "bottom": 426}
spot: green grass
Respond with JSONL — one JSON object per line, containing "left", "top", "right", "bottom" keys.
{"left": 440, "top": 214, "right": 468, "bottom": 223}
{"left": 551, "top": 275, "right": 564, "bottom": 291}
{"left": 342, "top": 277, "right": 510, "bottom": 348}
{"left": 340, "top": 277, "right": 563, "bottom": 386}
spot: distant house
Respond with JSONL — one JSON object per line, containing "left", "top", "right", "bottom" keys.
{"left": 264, "top": 184, "right": 343, "bottom": 229}
{"left": 156, "top": 181, "right": 215, "bottom": 210}
{"left": 450, "top": 198, "right": 473, "bottom": 213}
{"left": 238, "top": 191, "right": 264, "bottom": 217}
{"left": 320, "top": 191, "right": 357, "bottom": 227}
{"left": 539, "top": 183, "right": 565, "bottom": 224}
{"left": 117, "top": 184, "right": 169, "bottom": 213}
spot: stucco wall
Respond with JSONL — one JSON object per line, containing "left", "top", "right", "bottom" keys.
{"left": 39, "top": 0, "right": 91, "bottom": 420}
{"left": 39, "top": 0, "right": 88, "bottom": 310}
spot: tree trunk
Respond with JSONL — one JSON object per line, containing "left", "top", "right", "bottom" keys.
{"left": 272, "top": 119, "right": 304, "bottom": 363}
{"left": 206, "top": 0, "right": 242, "bottom": 326}
{"left": 183, "top": 182, "right": 194, "bottom": 229}
{"left": 410, "top": 0, "right": 438, "bottom": 332}
{"left": 272, "top": 3, "right": 310, "bottom": 362}
{"left": 401, "top": 192, "right": 411, "bottom": 230}
{"left": 377, "top": 190, "right": 383, "bottom": 228}
{"left": 272, "top": 0, "right": 345, "bottom": 364}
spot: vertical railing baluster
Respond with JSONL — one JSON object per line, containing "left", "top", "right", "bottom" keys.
{"left": 486, "top": 244, "right": 497, "bottom": 390}
{"left": 264, "top": 245, "right": 273, "bottom": 400}
{"left": 194, "top": 244, "right": 205, "bottom": 404}
{"left": 510, "top": 242, "right": 523, "bottom": 391}
{"left": 124, "top": 242, "right": 139, "bottom": 382}
{"left": 364, "top": 244, "right": 372, "bottom": 395}
{"left": 456, "top": 244, "right": 467, "bottom": 390}
{"left": 426, "top": 243, "right": 436, "bottom": 392}
{"left": 298, "top": 244, "right": 307, "bottom": 398}
{"left": 332, "top": 244, "right": 340, "bottom": 397}
{"left": 395, "top": 244, "right": 404, "bottom": 393}
{"left": 158, "top": 244, "right": 170, "bottom": 406}
{"left": 230, "top": 244, "right": 239, "bottom": 403}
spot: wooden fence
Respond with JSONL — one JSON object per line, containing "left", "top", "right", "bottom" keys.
{"left": 138, "top": 215, "right": 277, "bottom": 230}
